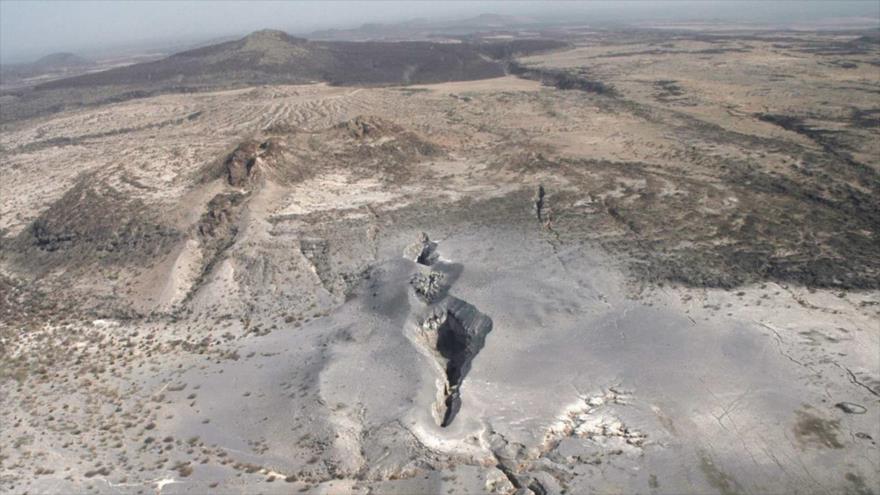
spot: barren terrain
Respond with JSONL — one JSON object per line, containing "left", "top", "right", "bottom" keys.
{"left": 1, "top": 26, "right": 878, "bottom": 495}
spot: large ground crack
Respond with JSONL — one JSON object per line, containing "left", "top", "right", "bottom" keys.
{"left": 419, "top": 301, "right": 493, "bottom": 426}
{"left": 404, "top": 233, "right": 493, "bottom": 427}
{"left": 482, "top": 388, "right": 649, "bottom": 493}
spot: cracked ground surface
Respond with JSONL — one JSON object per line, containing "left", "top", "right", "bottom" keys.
{"left": 1, "top": 27, "right": 879, "bottom": 494}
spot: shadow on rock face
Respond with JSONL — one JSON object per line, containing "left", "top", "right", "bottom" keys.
{"left": 417, "top": 298, "right": 493, "bottom": 427}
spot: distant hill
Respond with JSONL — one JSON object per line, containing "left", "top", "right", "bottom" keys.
{"left": 0, "top": 30, "right": 565, "bottom": 122}
{"left": 0, "top": 52, "right": 95, "bottom": 91}
{"left": 32, "top": 52, "right": 93, "bottom": 69}
{"left": 37, "top": 29, "right": 566, "bottom": 90}
{"left": 38, "top": 29, "right": 565, "bottom": 90}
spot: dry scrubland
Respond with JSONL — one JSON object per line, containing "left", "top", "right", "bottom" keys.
{"left": 0, "top": 28, "right": 878, "bottom": 494}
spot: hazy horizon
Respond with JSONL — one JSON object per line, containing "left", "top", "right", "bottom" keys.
{"left": 1, "top": 0, "right": 878, "bottom": 64}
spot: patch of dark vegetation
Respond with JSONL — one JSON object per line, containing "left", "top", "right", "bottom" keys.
{"left": 494, "top": 84, "right": 880, "bottom": 290}
{"left": 693, "top": 47, "right": 751, "bottom": 55}
{"left": 590, "top": 46, "right": 749, "bottom": 59}
{"left": 844, "top": 472, "right": 876, "bottom": 495}
{"left": 790, "top": 38, "right": 878, "bottom": 57}
{"left": 824, "top": 60, "right": 859, "bottom": 69}
{"left": 698, "top": 451, "right": 744, "bottom": 495}
{"left": 190, "top": 191, "right": 248, "bottom": 292}
{"left": 592, "top": 48, "right": 673, "bottom": 59}
{"left": 0, "top": 274, "right": 83, "bottom": 372}
{"left": 614, "top": 165, "right": 877, "bottom": 290}
{"left": 793, "top": 408, "right": 844, "bottom": 449}
{"left": 850, "top": 108, "right": 880, "bottom": 129}
{"left": 83, "top": 466, "right": 112, "bottom": 478}
{"left": 383, "top": 160, "right": 878, "bottom": 293}
{"left": 756, "top": 113, "right": 876, "bottom": 181}
{"left": 652, "top": 80, "right": 689, "bottom": 103}
{"left": 476, "top": 39, "right": 569, "bottom": 60}
{"left": 503, "top": 144, "right": 878, "bottom": 290}
{"left": 0, "top": 175, "right": 185, "bottom": 319}
{"left": 19, "top": 177, "right": 178, "bottom": 264}
{"left": 508, "top": 62, "right": 617, "bottom": 96}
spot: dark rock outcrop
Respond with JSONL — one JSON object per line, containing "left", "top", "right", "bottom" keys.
{"left": 403, "top": 232, "right": 438, "bottom": 266}
{"left": 224, "top": 137, "right": 287, "bottom": 187}
{"left": 225, "top": 140, "right": 261, "bottom": 187}
{"left": 410, "top": 270, "right": 445, "bottom": 303}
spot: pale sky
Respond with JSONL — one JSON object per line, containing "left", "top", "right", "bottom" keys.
{"left": 1, "top": 1, "right": 878, "bottom": 64}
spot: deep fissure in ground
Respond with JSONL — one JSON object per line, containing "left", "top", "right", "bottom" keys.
{"left": 422, "top": 303, "right": 493, "bottom": 428}
{"left": 436, "top": 312, "right": 470, "bottom": 427}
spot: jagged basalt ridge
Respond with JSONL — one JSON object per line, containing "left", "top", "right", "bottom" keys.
{"left": 225, "top": 140, "right": 262, "bottom": 187}
{"left": 224, "top": 137, "right": 289, "bottom": 187}
{"left": 181, "top": 191, "right": 249, "bottom": 298}
{"left": 197, "top": 192, "right": 246, "bottom": 251}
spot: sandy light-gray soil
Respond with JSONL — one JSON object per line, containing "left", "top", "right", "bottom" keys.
{"left": 1, "top": 26, "right": 878, "bottom": 495}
